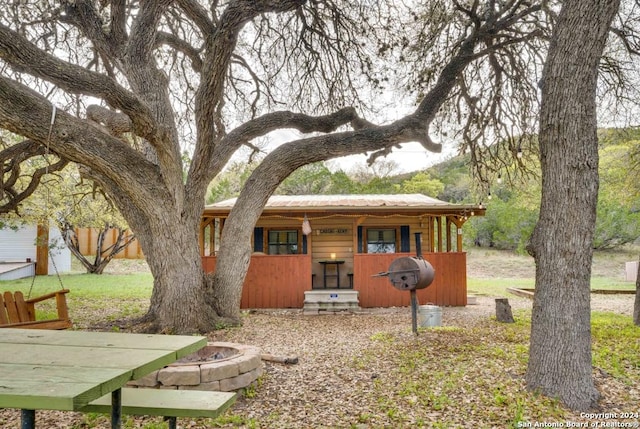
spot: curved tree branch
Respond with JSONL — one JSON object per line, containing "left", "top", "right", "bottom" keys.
{"left": 0, "top": 76, "right": 167, "bottom": 210}
{"left": 221, "top": 107, "right": 363, "bottom": 143}
{"left": 176, "top": 0, "right": 216, "bottom": 35}
{"left": 0, "top": 23, "right": 157, "bottom": 139}
{"left": 0, "top": 140, "right": 68, "bottom": 214}
{"left": 156, "top": 31, "right": 204, "bottom": 72}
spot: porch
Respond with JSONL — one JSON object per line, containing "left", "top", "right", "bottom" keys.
{"left": 201, "top": 252, "right": 468, "bottom": 309}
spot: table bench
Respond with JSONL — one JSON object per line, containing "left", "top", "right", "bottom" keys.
{"left": 81, "top": 388, "right": 237, "bottom": 429}
{"left": 0, "top": 328, "right": 208, "bottom": 429}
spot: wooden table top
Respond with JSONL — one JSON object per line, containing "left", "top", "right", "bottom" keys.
{"left": 0, "top": 328, "right": 207, "bottom": 411}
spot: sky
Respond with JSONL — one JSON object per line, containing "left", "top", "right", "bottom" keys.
{"left": 250, "top": 126, "right": 460, "bottom": 176}
{"left": 328, "top": 141, "right": 457, "bottom": 174}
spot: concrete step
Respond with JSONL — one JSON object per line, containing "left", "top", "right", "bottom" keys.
{"left": 303, "top": 290, "right": 360, "bottom": 314}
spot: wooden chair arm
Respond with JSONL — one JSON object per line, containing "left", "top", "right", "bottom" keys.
{"left": 25, "top": 289, "right": 70, "bottom": 304}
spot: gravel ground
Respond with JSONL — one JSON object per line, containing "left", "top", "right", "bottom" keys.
{"left": 2, "top": 292, "right": 633, "bottom": 429}
{"left": 1, "top": 249, "right": 637, "bottom": 428}
{"left": 208, "top": 294, "right": 636, "bottom": 429}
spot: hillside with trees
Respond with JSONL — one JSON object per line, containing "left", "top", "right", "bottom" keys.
{"left": 207, "top": 127, "right": 640, "bottom": 254}
{"left": 463, "top": 128, "right": 640, "bottom": 252}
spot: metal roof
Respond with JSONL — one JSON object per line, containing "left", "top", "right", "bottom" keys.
{"left": 205, "top": 194, "right": 484, "bottom": 213}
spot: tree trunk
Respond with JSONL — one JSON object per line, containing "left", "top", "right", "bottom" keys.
{"left": 525, "top": 0, "right": 619, "bottom": 411}
{"left": 208, "top": 182, "right": 273, "bottom": 324}
{"left": 634, "top": 254, "right": 640, "bottom": 326}
{"left": 131, "top": 213, "right": 219, "bottom": 334}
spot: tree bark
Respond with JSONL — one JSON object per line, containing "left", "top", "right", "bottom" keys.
{"left": 134, "top": 214, "right": 219, "bottom": 333}
{"left": 634, "top": 254, "right": 640, "bottom": 326}
{"left": 525, "top": 0, "right": 619, "bottom": 411}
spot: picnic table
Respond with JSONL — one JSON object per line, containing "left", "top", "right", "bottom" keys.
{"left": 0, "top": 328, "right": 207, "bottom": 428}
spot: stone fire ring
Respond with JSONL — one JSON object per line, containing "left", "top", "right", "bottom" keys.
{"left": 127, "top": 342, "right": 263, "bottom": 392}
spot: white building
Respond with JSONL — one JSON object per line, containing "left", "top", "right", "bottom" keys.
{"left": 0, "top": 224, "right": 71, "bottom": 280}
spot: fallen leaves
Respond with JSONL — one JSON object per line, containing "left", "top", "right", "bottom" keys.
{"left": 0, "top": 295, "right": 637, "bottom": 428}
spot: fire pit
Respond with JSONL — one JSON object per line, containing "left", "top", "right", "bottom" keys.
{"left": 127, "top": 342, "right": 263, "bottom": 392}
{"left": 173, "top": 343, "right": 240, "bottom": 364}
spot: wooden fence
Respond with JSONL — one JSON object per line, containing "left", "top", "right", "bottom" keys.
{"left": 73, "top": 227, "right": 143, "bottom": 259}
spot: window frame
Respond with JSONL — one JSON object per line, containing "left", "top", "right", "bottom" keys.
{"left": 365, "top": 227, "right": 399, "bottom": 254}
{"left": 266, "top": 228, "right": 302, "bottom": 255}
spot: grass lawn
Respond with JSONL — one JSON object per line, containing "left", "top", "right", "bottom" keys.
{"left": 467, "top": 246, "right": 637, "bottom": 297}
{"left": 348, "top": 311, "right": 639, "bottom": 428}
{"left": 1, "top": 272, "right": 153, "bottom": 327}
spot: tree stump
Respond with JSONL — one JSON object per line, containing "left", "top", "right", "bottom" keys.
{"left": 495, "top": 298, "right": 515, "bottom": 323}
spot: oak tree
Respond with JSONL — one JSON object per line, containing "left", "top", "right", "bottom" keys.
{"left": 0, "top": 1, "right": 550, "bottom": 333}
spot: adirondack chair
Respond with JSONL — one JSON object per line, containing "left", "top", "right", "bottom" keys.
{"left": 0, "top": 289, "right": 72, "bottom": 329}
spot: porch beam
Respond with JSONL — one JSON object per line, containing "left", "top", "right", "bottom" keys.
{"left": 447, "top": 216, "right": 466, "bottom": 252}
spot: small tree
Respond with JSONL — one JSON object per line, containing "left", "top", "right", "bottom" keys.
{"left": 277, "top": 162, "right": 335, "bottom": 195}
{"left": 398, "top": 172, "right": 445, "bottom": 199}
{"left": 60, "top": 223, "right": 136, "bottom": 274}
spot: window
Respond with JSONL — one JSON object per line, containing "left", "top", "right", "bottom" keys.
{"left": 268, "top": 230, "right": 299, "bottom": 254}
{"left": 367, "top": 228, "right": 396, "bottom": 253}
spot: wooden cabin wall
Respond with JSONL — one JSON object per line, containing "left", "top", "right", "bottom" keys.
{"left": 202, "top": 254, "right": 311, "bottom": 308}
{"left": 203, "top": 214, "right": 456, "bottom": 259}
{"left": 356, "top": 216, "right": 434, "bottom": 255}
{"left": 354, "top": 252, "right": 467, "bottom": 307}
{"left": 255, "top": 216, "right": 353, "bottom": 288}
{"left": 304, "top": 217, "right": 353, "bottom": 289}
{"left": 253, "top": 214, "right": 451, "bottom": 289}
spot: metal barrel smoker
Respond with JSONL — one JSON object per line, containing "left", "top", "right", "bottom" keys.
{"left": 376, "top": 232, "right": 435, "bottom": 334}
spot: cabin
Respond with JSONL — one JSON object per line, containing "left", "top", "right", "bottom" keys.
{"left": 200, "top": 194, "right": 484, "bottom": 312}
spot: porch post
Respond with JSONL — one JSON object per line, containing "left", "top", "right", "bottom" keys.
{"left": 448, "top": 216, "right": 465, "bottom": 252}
{"left": 198, "top": 220, "right": 205, "bottom": 256}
